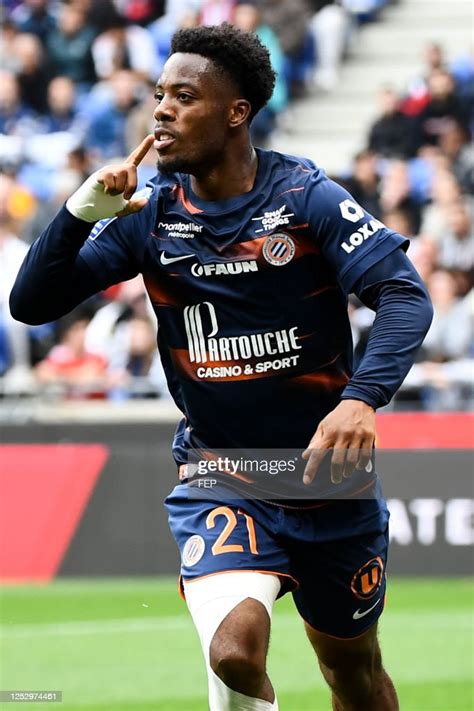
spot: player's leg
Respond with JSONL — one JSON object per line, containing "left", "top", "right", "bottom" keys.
{"left": 165, "top": 487, "right": 295, "bottom": 710}
{"left": 304, "top": 621, "right": 398, "bottom": 710}
{"left": 184, "top": 572, "right": 280, "bottom": 710}
{"left": 288, "top": 498, "right": 398, "bottom": 710}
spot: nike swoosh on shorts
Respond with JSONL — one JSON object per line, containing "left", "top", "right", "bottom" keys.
{"left": 352, "top": 596, "right": 382, "bottom": 620}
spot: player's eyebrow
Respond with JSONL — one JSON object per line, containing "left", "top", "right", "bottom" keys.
{"left": 154, "top": 81, "right": 200, "bottom": 94}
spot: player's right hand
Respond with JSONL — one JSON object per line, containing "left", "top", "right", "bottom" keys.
{"left": 66, "top": 135, "right": 155, "bottom": 223}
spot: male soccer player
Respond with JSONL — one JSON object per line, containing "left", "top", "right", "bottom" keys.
{"left": 11, "top": 23, "right": 432, "bottom": 711}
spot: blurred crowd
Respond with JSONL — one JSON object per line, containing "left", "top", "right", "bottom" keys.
{"left": 0, "top": 0, "right": 472, "bottom": 409}
{"left": 337, "top": 40, "right": 473, "bottom": 410}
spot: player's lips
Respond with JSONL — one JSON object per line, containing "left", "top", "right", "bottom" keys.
{"left": 154, "top": 127, "right": 176, "bottom": 151}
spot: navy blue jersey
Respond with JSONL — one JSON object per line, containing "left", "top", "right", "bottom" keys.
{"left": 78, "top": 150, "right": 406, "bottom": 462}
{"left": 11, "top": 148, "right": 433, "bottom": 499}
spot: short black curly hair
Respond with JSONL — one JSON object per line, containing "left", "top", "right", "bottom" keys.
{"left": 170, "top": 23, "right": 276, "bottom": 122}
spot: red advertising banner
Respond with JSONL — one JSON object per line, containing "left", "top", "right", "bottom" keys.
{"left": 0, "top": 444, "right": 108, "bottom": 582}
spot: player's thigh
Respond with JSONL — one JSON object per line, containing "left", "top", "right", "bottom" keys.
{"left": 184, "top": 572, "right": 277, "bottom": 670}
{"left": 290, "top": 505, "right": 389, "bottom": 640}
{"left": 165, "top": 485, "right": 295, "bottom": 591}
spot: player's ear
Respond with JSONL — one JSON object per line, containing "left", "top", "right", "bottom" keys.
{"left": 228, "top": 99, "right": 251, "bottom": 128}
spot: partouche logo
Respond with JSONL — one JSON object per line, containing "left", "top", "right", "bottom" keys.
{"left": 183, "top": 302, "right": 302, "bottom": 379}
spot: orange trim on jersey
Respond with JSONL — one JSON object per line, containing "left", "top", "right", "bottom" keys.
{"left": 175, "top": 185, "right": 204, "bottom": 214}
{"left": 178, "top": 569, "right": 299, "bottom": 601}
{"left": 290, "top": 371, "right": 350, "bottom": 389}
{"left": 288, "top": 223, "right": 310, "bottom": 230}
{"left": 276, "top": 187, "right": 306, "bottom": 197}
{"left": 221, "top": 233, "right": 319, "bottom": 263}
{"left": 143, "top": 272, "right": 182, "bottom": 306}
{"left": 301, "top": 285, "right": 338, "bottom": 300}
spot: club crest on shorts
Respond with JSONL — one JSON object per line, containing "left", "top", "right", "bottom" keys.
{"left": 182, "top": 535, "right": 205, "bottom": 567}
{"left": 350, "top": 556, "right": 384, "bottom": 600}
{"left": 262, "top": 233, "right": 295, "bottom": 266}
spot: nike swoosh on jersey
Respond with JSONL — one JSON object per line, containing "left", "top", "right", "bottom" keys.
{"left": 160, "top": 252, "right": 193, "bottom": 265}
{"left": 352, "top": 597, "right": 382, "bottom": 620}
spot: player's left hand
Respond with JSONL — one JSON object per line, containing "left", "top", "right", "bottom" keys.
{"left": 302, "top": 399, "right": 375, "bottom": 485}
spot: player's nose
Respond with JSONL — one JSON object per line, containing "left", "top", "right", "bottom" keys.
{"left": 153, "top": 97, "right": 176, "bottom": 122}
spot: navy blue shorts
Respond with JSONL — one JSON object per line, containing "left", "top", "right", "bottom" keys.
{"left": 165, "top": 484, "right": 389, "bottom": 639}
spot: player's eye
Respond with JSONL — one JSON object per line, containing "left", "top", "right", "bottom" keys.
{"left": 154, "top": 93, "right": 164, "bottom": 103}
{"left": 177, "top": 92, "right": 193, "bottom": 103}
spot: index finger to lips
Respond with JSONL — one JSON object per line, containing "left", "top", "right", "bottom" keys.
{"left": 125, "top": 134, "right": 155, "bottom": 167}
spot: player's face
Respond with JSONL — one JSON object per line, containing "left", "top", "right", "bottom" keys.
{"left": 153, "top": 53, "right": 239, "bottom": 175}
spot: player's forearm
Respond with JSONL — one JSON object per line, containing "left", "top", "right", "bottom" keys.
{"left": 9, "top": 206, "right": 101, "bottom": 325}
{"left": 342, "top": 253, "right": 433, "bottom": 409}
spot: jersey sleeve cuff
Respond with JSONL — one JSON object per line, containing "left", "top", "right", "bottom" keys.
{"left": 58, "top": 204, "right": 97, "bottom": 245}
{"left": 340, "top": 387, "right": 382, "bottom": 410}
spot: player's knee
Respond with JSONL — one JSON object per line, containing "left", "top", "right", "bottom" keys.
{"left": 210, "top": 645, "right": 266, "bottom": 695}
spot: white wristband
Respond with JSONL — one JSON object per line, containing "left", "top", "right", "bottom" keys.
{"left": 66, "top": 172, "right": 129, "bottom": 223}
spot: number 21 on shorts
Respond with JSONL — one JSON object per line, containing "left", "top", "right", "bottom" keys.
{"left": 206, "top": 506, "right": 258, "bottom": 556}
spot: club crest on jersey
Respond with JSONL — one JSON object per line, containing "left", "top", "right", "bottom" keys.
{"left": 182, "top": 535, "right": 205, "bottom": 567}
{"left": 262, "top": 233, "right": 295, "bottom": 266}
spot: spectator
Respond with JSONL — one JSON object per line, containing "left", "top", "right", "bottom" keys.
{"left": 437, "top": 201, "right": 474, "bottom": 275}
{"left": 421, "top": 270, "right": 471, "bottom": 362}
{"left": 400, "top": 42, "right": 445, "bottom": 118}
{"left": 84, "top": 276, "right": 159, "bottom": 398}
{"left": 92, "top": 12, "right": 157, "bottom": 81}
{"left": 12, "top": 32, "right": 50, "bottom": 114}
{"left": 117, "top": 0, "right": 164, "bottom": 26}
{"left": 368, "top": 87, "right": 418, "bottom": 159}
{"left": 233, "top": 2, "right": 288, "bottom": 146}
{"left": 310, "top": 0, "right": 350, "bottom": 91}
{"left": 0, "top": 173, "right": 32, "bottom": 392}
{"left": 0, "top": 70, "right": 36, "bottom": 136}
{"left": 35, "top": 312, "right": 108, "bottom": 398}
{"left": 379, "top": 159, "right": 422, "bottom": 234}
{"left": 382, "top": 207, "right": 416, "bottom": 239}
{"left": 408, "top": 235, "right": 438, "bottom": 283}
{"left": 86, "top": 70, "right": 140, "bottom": 160}
{"left": 10, "top": 0, "right": 56, "bottom": 45}
{"left": 46, "top": 3, "right": 96, "bottom": 85}
{"left": 261, "top": 0, "right": 313, "bottom": 97}
{"left": 148, "top": 4, "right": 198, "bottom": 77}
{"left": 199, "top": 0, "right": 235, "bottom": 26}
{"left": 0, "top": 19, "right": 21, "bottom": 72}
{"left": 438, "top": 119, "right": 474, "bottom": 194}
{"left": 339, "top": 149, "right": 381, "bottom": 218}
{"left": 417, "top": 68, "right": 469, "bottom": 149}
{"left": 420, "top": 168, "right": 465, "bottom": 241}
{"left": 40, "top": 76, "right": 85, "bottom": 136}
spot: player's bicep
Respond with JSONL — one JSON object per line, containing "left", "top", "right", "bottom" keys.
{"left": 308, "top": 177, "right": 409, "bottom": 293}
